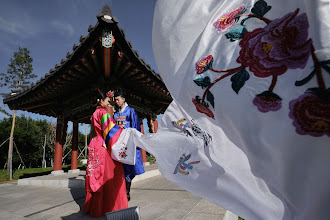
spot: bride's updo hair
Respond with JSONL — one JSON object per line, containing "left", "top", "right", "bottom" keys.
{"left": 96, "top": 89, "right": 115, "bottom": 106}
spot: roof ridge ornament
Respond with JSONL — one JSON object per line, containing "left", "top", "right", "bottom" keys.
{"left": 102, "top": 30, "right": 115, "bottom": 48}
{"left": 97, "top": 5, "right": 113, "bottom": 19}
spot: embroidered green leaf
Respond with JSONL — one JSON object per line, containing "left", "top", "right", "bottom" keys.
{"left": 251, "top": 0, "right": 272, "bottom": 17}
{"left": 230, "top": 68, "right": 250, "bottom": 94}
{"left": 207, "top": 91, "right": 215, "bottom": 108}
{"left": 225, "top": 27, "right": 248, "bottom": 42}
{"left": 195, "top": 96, "right": 202, "bottom": 103}
{"left": 319, "top": 60, "right": 330, "bottom": 75}
{"left": 194, "top": 76, "right": 211, "bottom": 88}
{"left": 305, "top": 87, "right": 330, "bottom": 102}
{"left": 295, "top": 70, "right": 316, "bottom": 86}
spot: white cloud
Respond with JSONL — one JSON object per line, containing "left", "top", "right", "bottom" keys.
{"left": 0, "top": 16, "right": 40, "bottom": 37}
{"left": 51, "top": 21, "right": 74, "bottom": 36}
{"left": 0, "top": 17, "right": 25, "bottom": 35}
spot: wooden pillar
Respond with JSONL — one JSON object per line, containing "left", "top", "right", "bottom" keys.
{"left": 52, "top": 118, "right": 67, "bottom": 175}
{"left": 139, "top": 119, "right": 147, "bottom": 163}
{"left": 70, "top": 122, "right": 79, "bottom": 171}
{"left": 103, "top": 47, "right": 111, "bottom": 78}
{"left": 152, "top": 114, "right": 158, "bottom": 133}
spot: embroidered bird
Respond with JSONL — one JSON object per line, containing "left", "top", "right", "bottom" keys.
{"left": 172, "top": 119, "right": 192, "bottom": 136}
{"left": 174, "top": 153, "right": 200, "bottom": 175}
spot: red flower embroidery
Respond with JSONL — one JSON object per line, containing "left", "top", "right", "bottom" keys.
{"left": 195, "top": 55, "right": 213, "bottom": 74}
{"left": 289, "top": 93, "right": 330, "bottom": 137}
{"left": 119, "top": 151, "right": 127, "bottom": 158}
{"left": 213, "top": 5, "right": 245, "bottom": 32}
{"left": 237, "top": 9, "right": 312, "bottom": 77}
{"left": 192, "top": 98, "right": 215, "bottom": 119}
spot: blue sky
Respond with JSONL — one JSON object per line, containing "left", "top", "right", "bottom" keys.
{"left": 0, "top": 0, "right": 160, "bottom": 133}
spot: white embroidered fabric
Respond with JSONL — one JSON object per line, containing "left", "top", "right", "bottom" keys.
{"left": 119, "top": 1, "right": 330, "bottom": 219}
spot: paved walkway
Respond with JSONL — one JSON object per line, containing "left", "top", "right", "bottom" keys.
{"left": 0, "top": 165, "right": 228, "bottom": 220}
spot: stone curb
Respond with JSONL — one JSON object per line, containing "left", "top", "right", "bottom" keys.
{"left": 17, "top": 169, "right": 161, "bottom": 189}
{"left": 132, "top": 169, "right": 161, "bottom": 182}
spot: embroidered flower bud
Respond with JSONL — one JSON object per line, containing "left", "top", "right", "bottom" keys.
{"left": 253, "top": 91, "right": 282, "bottom": 112}
{"left": 192, "top": 98, "right": 215, "bottom": 119}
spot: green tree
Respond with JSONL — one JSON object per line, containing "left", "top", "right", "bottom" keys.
{"left": 0, "top": 118, "right": 11, "bottom": 167}
{"left": 0, "top": 106, "right": 10, "bottom": 117}
{"left": 0, "top": 47, "right": 36, "bottom": 179}
{"left": 0, "top": 116, "right": 50, "bottom": 169}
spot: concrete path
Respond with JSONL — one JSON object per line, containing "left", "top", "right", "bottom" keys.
{"left": 0, "top": 165, "right": 228, "bottom": 220}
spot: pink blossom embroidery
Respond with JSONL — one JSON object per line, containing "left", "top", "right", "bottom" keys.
{"left": 118, "top": 143, "right": 128, "bottom": 159}
{"left": 196, "top": 55, "right": 213, "bottom": 74}
{"left": 213, "top": 5, "right": 245, "bottom": 32}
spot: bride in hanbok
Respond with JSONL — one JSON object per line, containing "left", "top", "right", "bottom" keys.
{"left": 83, "top": 91, "right": 128, "bottom": 217}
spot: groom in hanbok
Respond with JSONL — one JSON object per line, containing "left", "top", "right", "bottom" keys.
{"left": 114, "top": 89, "right": 145, "bottom": 201}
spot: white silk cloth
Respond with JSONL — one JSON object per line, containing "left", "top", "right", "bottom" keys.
{"left": 119, "top": 0, "right": 330, "bottom": 219}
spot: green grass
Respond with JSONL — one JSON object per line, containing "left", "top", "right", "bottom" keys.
{"left": 0, "top": 165, "right": 86, "bottom": 184}
{"left": 147, "top": 155, "right": 156, "bottom": 164}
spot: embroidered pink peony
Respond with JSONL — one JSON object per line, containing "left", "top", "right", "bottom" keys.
{"left": 253, "top": 91, "right": 282, "bottom": 112}
{"left": 196, "top": 55, "right": 213, "bottom": 74}
{"left": 289, "top": 93, "right": 330, "bottom": 137}
{"left": 192, "top": 98, "right": 215, "bottom": 119}
{"left": 237, "top": 9, "right": 312, "bottom": 78}
{"left": 213, "top": 5, "right": 245, "bottom": 32}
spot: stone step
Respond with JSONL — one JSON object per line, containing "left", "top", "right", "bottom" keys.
{"left": 17, "top": 163, "right": 160, "bottom": 188}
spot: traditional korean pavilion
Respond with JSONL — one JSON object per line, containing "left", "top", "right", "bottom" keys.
{"left": 3, "top": 5, "right": 172, "bottom": 174}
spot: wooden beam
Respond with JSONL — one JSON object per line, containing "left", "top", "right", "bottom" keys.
{"left": 20, "top": 102, "right": 53, "bottom": 110}
{"left": 77, "top": 115, "right": 92, "bottom": 122}
{"left": 103, "top": 47, "right": 111, "bottom": 78}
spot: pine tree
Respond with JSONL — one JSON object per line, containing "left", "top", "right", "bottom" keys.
{"left": 0, "top": 47, "right": 36, "bottom": 93}
{"left": 0, "top": 47, "right": 36, "bottom": 179}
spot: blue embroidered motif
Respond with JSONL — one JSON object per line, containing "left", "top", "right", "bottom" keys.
{"left": 174, "top": 153, "right": 200, "bottom": 175}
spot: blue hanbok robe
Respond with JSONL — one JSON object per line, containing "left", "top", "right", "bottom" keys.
{"left": 114, "top": 104, "right": 145, "bottom": 181}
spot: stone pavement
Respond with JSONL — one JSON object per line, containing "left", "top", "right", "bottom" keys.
{"left": 0, "top": 164, "right": 230, "bottom": 220}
